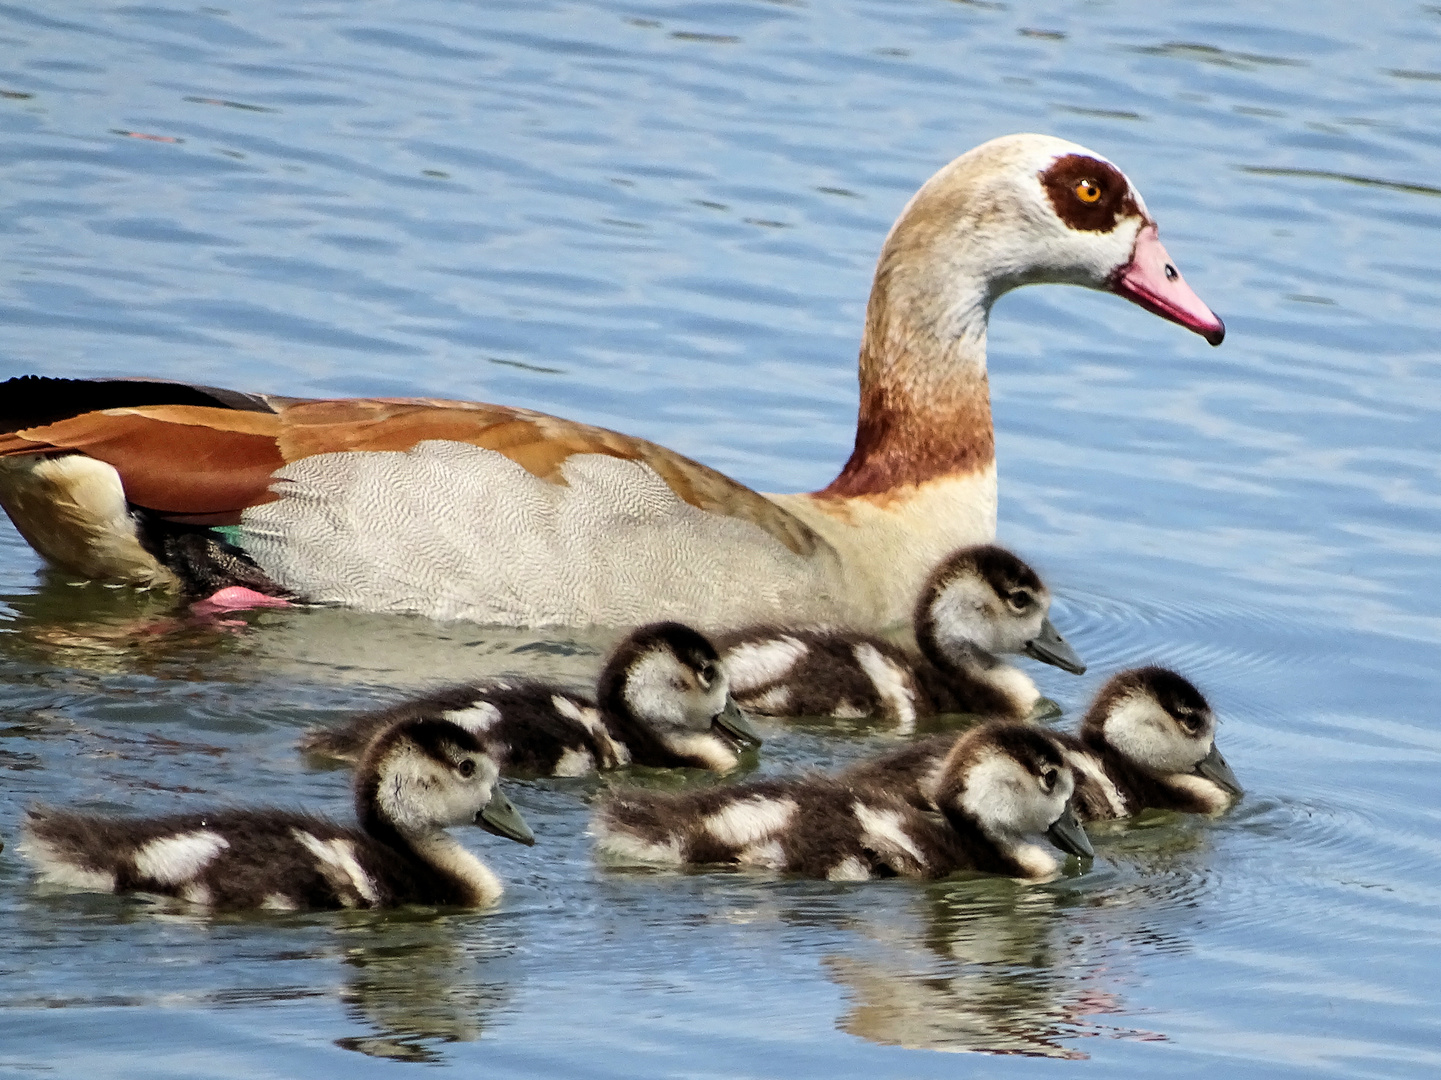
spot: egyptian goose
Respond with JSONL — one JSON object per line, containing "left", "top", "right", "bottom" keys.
{"left": 0, "top": 134, "right": 1223, "bottom": 629}
{"left": 715, "top": 545, "right": 1083, "bottom": 731}
{"left": 844, "top": 666, "right": 1242, "bottom": 820}
{"left": 592, "top": 721, "right": 1093, "bottom": 881}
{"left": 20, "top": 715, "right": 535, "bottom": 910}
{"left": 300, "top": 621, "right": 761, "bottom": 773}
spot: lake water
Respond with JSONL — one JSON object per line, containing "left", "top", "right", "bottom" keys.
{"left": 2, "top": 0, "right": 1440, "bottom": 1076}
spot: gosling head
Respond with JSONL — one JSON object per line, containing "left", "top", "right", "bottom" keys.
{"left": 599, "top": 622, "right": 761, "bottom": 752}
{"left": 888, "top": 133, "right": 1224, "bottom": 345}
{"left": 915, "top": 545, "right": 1085, "bottom": 675}
{"left": 355, "top": 717, "right": 534, "bottom": 845}
{"left": 932, "top": 721, "right": 1093, "bottom": 873}
{"left": 1083, "top": 667, "right": 1242, "bottom": 802}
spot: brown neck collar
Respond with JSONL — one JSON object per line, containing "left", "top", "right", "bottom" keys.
{"left": 816, "top": 286, "right": 995, "bottom": 499}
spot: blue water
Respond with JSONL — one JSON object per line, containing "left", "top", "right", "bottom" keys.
{"left": 2, "top": 1, "right": 1440, "bottom": 1076}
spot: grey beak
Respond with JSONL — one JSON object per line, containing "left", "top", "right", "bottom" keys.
{"left": 1194, "top": 742, "right": 1243, "bottom": 798}
{"left": 713, "top": 697, "right": 763, "bottom": 747}
{"left": 477, "top": 784, "right": 536, "bottom": 846}
{"left": 1023, "top": 617, "right": 1087, "bottom": 675}
{"left": 1045, "top": 803, "right": 1094, "bottom": 859}
{"left": 1026, "top": 696, "right": 1064, "bottom": 722}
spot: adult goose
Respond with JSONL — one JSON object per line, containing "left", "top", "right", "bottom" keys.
{"left": 0, "top": 134, "right": 1223, "bottom": 630}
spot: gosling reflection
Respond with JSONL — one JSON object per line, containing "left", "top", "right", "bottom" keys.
{"left": 332, "top": 915, "right": 514, "bottom": 1063}
{"left": 826, "top": 884, "right": 1130, "bottom": 1059}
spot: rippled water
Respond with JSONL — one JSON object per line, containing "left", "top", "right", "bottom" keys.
{"left": 2, "top": 1, "right": 1440, "bottom": 1076}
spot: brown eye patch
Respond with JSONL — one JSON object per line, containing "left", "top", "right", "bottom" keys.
{"left": 1039, "top": 154, "right": 1142, "bottom": 233}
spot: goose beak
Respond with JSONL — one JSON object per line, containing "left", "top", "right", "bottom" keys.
{"left": 1023, "top": 618, "right": 1087, "bottom": 675}
{"left": 1045, "top": 803, "right": 1094, "bottom": 859}
{"left": 1026, "top": 696, "right": 1064, "bottom": 722}
{"left": 1111, "top": 224, "right": 1225, "bottom": 346}
{"left": 713, "top": 697, "right": 763, "bottom": 747}
{"left": 1194, "top": 742, "right": 1243, "bottom": 798}
{"left": 477, "top": 785, "right": 536, "bottom": 846}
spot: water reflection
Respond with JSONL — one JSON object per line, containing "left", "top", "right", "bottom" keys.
{"left": 331, "top": 914, "right": 515, "bottom": 1064}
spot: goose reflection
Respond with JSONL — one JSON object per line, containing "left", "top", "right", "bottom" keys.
{"left": 825, "top": 881, "right": 1152, "bottom": 1058}
{"left": 331, "top": 914, "right": 515, "bottom": 1063}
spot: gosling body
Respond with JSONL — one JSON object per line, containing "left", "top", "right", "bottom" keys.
{"left": 21, "top": 717, "right": 535, "bottom": 911}
{"left": 593, "top": 721, "right": 1092, "bottom": 881}
{"left": 844, "top": 667, "right": 1242, "bottom": 821}
{"left": 715, "top": 545, "right": 1083, "bottom": 730}
{"left": 301, "top": 623, "right": 760, "bottom": 775}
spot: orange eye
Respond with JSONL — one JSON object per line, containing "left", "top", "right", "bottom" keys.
{"left": 1074, "top": 179, "right": 1101, "bottom": 203}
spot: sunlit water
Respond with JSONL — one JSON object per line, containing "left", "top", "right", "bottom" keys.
{"left": 2, "top": 1, "right": 1440, "bottom": 1076}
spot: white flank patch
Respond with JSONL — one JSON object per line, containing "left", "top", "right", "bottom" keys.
{"left": 594, "top": 827, "right": 685, "bottom": 866}
{"left": 852, "top": 801, "right": 926, "bottom": 867}
{"left": 741, "top": 685, "right": 792, "bottom": 714}
{"left": 703, "top": 797, "right": 797, "bottom": 847}
{"left": 1008, "top": 841, "right": 1061, "bottom": 880}
{"left": 444, "top": 701, "right": 503, "bottom": 734}
{"left": 132, "top": 830, "right": 230, "bottom": 885}
{"left": 553, "top": 747, "right": 595, "bottom": 777}
{"left": 261, "top": 893, "right": 299, "bottom": 912}
{"left": 293, "top": 831, "right": 379, "bottom": 907}
{"left": 18, "top": 834, "right": 116, "bottom": 893}
{"left": 981, "top": 663, "right": 1042, "bottom": 716}
{"left": 852, "top": 643, "right": 917, "bottom": 732}
{"left": 738, "top": 840, "right": 786, "bottom": 869}
{"left": 1064, "top": 749, "right": 1128, "bottom": 820}
{"left": 664, "top": 733, "right": 738, "bottom": 772}
{"left": 1164, "top": 773, "right": 1233, "bottom": 813}
{"left": 553, "top": 696, "right": 630, "bottom": 766}
{"left": 180, "top": 882, "right": 213, "bottom": 906}
{"left": 721, "top": 636, "right": 808, "bottom": 693}
{"left": 827, "top": 855, "right": 871, "bottom": 882}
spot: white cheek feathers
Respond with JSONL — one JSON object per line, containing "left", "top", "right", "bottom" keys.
{"left": 1102, "top": 695, "right": 1210, "bottom": 777}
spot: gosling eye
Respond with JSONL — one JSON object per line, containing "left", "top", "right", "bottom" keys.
{"left": 1174, "top": 712, "right": 1202, "bottom": 735}
{"left": 1074, "top": 178, "right": 1102, "bottom": 204}
{"left": 1039, "top": 767, "right": 1058, "bottom": 793}
{"left": 1007, "top": 590, "right": 1033, "bottom": 612}
{"left": 697, "top": 662, "right": 718, "bottom": 687}
{"left": 457, "top": 758, "right": 476, "bottom": 778}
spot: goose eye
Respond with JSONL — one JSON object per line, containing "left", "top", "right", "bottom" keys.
{"left": 458, "top": 759, "right": 476, "bottom": 778}
{"left": 1039, "top": 768, "right": 1058, "bottom": 792}
{"left": 1008, "top": 590, "right": 1032, "bottom": 611}
{"left": 1074, "top": 179, "right": 1102, "bottom": 203}
{"left": 698, "top": 662, "right": 717, "bottom": 686}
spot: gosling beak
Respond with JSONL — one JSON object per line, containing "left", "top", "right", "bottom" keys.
{"left": 1045, "top": 803, "right": 1094, "bottom": 860}
{"left": 1194, "top": 742, "right": 1243, "bottom": 798}
{"left": 1026, "top": 697, "right": 1064, "bottom": 722}
{"left": 1023, "top": 618, "right": 1087, "bottom": 675}
{"left": 713, "top": 697, "right": 763, "bottom": 747}
{"left": 477, "top": 785, "right": 536, "bottom": 846}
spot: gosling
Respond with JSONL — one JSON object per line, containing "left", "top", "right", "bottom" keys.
{"left": 714, "top": 545, "right": 1084, "bottom": 731}
{"left": 20, "top": 716, "right": 535, "bottom": 910}
{"left": 845, "top": 667, "right": 1242, "bottom": 821}
{"left": 592, "top": 721, "right": 1093, "bottom": 882}
{"left": 300, "top": 622, "right": 761, "bottom": 775}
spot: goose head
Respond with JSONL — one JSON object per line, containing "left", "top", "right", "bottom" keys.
{"left": 914, "top": 545, "right": 1085, "bottom": 676}
{"left": 876, "top": 133, "right": 1224, "bottom": 346}
{"left": 1083, "top": 666, "right": 1242, "bottom": 802}
{"left": 354, "top": 717, "right": 534, "bottom": 845}
{"left": 599, "top": 622, "right": 762, "bottom": 754}
{"left": 932, "top": 721, "right": 1094, "bottom": 873}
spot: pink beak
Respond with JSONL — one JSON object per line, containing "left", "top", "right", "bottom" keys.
{"left": 1111, "top": 225, "right": 1225, "bottom": 346}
